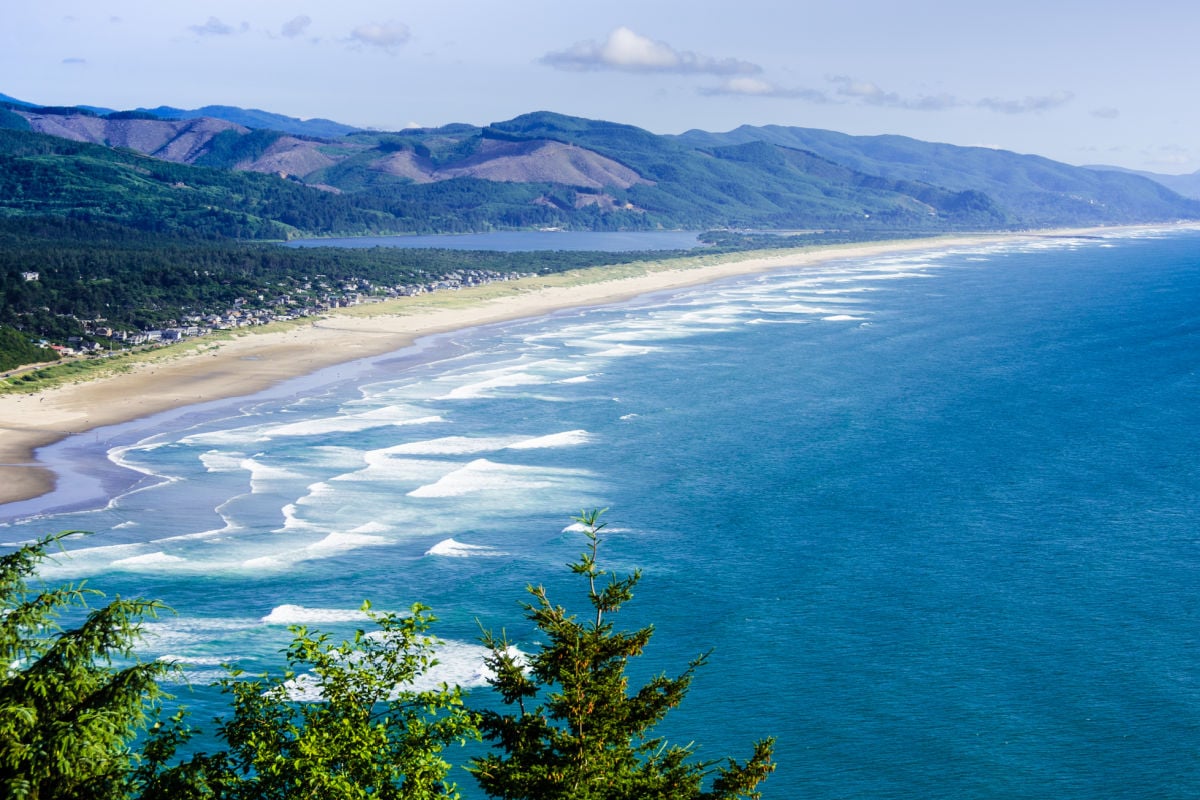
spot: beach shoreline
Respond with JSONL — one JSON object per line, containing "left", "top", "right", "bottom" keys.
{"left": 0, "top": 227, "right": 1176, "bottom": 508}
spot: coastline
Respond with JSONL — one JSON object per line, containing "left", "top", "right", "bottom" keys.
{"left": 0, "top": 227, "right": 1169, "bottom": 507}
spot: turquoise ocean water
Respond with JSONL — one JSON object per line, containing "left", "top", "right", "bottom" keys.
{"left": 3, "top": 228, "right": 1199, "bottom": 798}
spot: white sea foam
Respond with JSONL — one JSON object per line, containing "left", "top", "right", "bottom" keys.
{"left": 440, "top": 371, "right": 547, "bottom": 400}
{"left": 263, "top": 409, "right": 445, "bottom": 438}
{"left": 773, "top": 304, "right": 854, "bottom": 316}
{"left": 508, "top": 430, "right": 592, "bottom": 449}
{"left": 589, "top": 344, "right": 662, "bottom": 358}
{"left": 349, "top": 521, "right": 389, "bottom": 534}
{"left": 425, "top": 538, "right": 507, "bottom": 557}
{"left": 183, "top": 406, "right": 444, "bottom": 445}
{"left": 141, "top": 616, "right": 263, "bottom": 651}
{"left": 111, "top": 551, "right": 187, "bottom": 567}
{"left": 386, "top": 436, "right": 520, "bottom": 455}
{"left": 557, "top": 375, "right": 592, "bottom": 384}
{"left": 241, "top": 556, "right": 290, "bottom": 571}
{"left": 280, "top": 640, "right": 521, "bottom": 700}
{"left": 200, "top": 450, "right": 248, "bottom": 473}
{"left": 113, "top": 521, "right": 139, "bottom": 529}
{"left": 806, "top": 287, "right": 879, "bottom": 295}
{"left": 408, "top": 459, "right": 585, "bottom": 498}
{"left": 334, "top": 453, "right": 458, "bottom": 486}
{"left": 261, "top": 604, "right": 371, "bottom": 625}
{"left": 306, "top": 531, "right": 388, "bottom": 553}
{"left": 157, "top": 654, "right": 232, "bottom": 666}
{"left": 822, "top": 314, "right": 869, "bottom": 321}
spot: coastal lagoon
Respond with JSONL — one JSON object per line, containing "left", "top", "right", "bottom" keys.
{"left": 4, "top": 229, "right": 1199, "bottom": 798}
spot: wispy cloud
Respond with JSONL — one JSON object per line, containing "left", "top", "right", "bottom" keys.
{"left": 282, "top": 15, "right": 312, "bottom": 39}
{"left": 61, "top": 57, "right": 87, "bottom": 65}
{"left": 348, "top": 21, "right": 411, "bottom": 52}
{"left": 826, "top": 75, "right": 1071, "bottom": 114}
{"left": 829, "top": 76, "right": 959, "bottom": 110}
{"left": 1091, "top": 106, "right": 1120, "bottom": 120}
{"left": 701, "top": 77, "right": 831, "bottom": 102}
{"left": 975, "top": 91, "right": 1073, "bottom": 114}
{"left": 1142, "top": 144, "right": 1193, "bottom": 169}
{"left": 543, "top": 27, "right": 760, "bottom": 76}
{"left": 188, "top": 17, "right": 244, "bottom": 36}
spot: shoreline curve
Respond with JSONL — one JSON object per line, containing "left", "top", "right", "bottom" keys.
{"left": 0, "top": 227, "right": 1176, "bottom": 509}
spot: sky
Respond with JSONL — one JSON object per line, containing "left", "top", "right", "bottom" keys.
{"left": 3, "top": 1, "right": 1198, "bottom": 174}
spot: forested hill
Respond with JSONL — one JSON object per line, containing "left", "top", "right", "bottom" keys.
{"left": 4, "top": 100, "right": 1198, "bottom": 235}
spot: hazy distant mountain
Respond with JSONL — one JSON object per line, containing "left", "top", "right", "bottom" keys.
{"left": 2, "top": 95, "right": 1197, "bottom": 235}
{"left": 673, "top": 125, "right": 1196, "bottom": 227}
{"left": 0, "top": 92, "right": 34, "bottom": 107}
{"left": 1085, "top": 164, "right": 1200, "bottom": 200}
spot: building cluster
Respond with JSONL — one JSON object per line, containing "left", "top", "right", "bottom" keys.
{"left": 60, "top": 268, "right": 532, "bottom": 356}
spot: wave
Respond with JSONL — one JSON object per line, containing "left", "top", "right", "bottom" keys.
{"left": 587, "top": 344, "right": 663, "bottom": 358}
{"left": 156, "top": 654, "right": 232, "bottom": 667}
{"left": 440, "top": 371, "right": 547, "bottom": 400}
{"left": 385, "top": 436, "right": 520, "bottom": 456}
{"left": 111, "top": 551, "right": 187, "bottom": 567}
{"left": 280, "top": 640, "right": 522, "bottom": 700}
{"left": 407, "top": 458, "right": 584, "bottom": 498}
{"left": 822, "top": 314, "right": 869, "bottom": 321}
{"left": 306, "top": 531, "right": 389, "bottom": 553}
{"left": 261, "top": 604, "right": 371, "bottom": 625}
{"left": 508, "top": 430, "right": 592, "bottom": 449}
{"left": 424, "top": 538, "right": 507, "bottom": 557}
{"left": 181, "top": 406, "right": 445, "bottom": 445}
{"left": 200, "top": 450, "right": 248, "bottom": 473}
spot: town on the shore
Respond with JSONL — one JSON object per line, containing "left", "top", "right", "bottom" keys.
{"left": 27, "top": 267, "right": 533, "bottom": 358}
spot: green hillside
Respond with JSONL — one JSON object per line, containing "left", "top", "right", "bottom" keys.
{"left": 673, "top": 125, "right": 1199, "bottom": 226}
{"left": 7, "top": 104, "right": 1195, "bottom": 235}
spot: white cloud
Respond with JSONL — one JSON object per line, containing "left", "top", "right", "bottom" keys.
{"left": 701, "top": 77, "right": 831, "bottom": 102}
{"left": 348, "top": 21, "right": 411, "bottom": 52}
{"left": 282, "top": 15, "right": 312, "bottom": 39}
{"left": 543, "top": 27, "right": 760, "bottom": 76}
{"left": 189, "top": 17, "right": 241, "bottom": 36}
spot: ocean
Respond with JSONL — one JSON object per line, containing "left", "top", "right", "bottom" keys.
{"left": 3, "top": 228, "right": 1199, "bottom": 798}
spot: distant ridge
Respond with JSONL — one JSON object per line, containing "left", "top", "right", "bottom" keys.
{"left": 1085, "top": 164, "right": 1200, "bottom": 200}
{"left": 134, "top": 104, "right": 362, "bottom": 139}
{"left": 2, "top": 91, "right": 1197, "bottom": 234}
{"left": 0, "top": 91, "right": 34, "bottom": 106}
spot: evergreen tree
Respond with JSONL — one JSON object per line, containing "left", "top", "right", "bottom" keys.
{"left": 471, "top": 511, "right": 775, "bottom": 800}
{"left": 0, "top": 532, "right": 171, "bottom": 800}
{"left": 142, "top": 603, "right": 479, "bottom": 800}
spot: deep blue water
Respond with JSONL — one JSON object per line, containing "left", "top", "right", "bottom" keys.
{"left": 4, "top": 228, "right": 1199, "bottom": 798}
{"left": 285, "top": 229, "right": 702, "bottom": 251}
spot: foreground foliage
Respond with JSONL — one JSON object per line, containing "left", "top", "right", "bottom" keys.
{"left": 141, "top": 604, "right": 479, "bottom": 800}
{"left": 472, "top": 511, "right": 775, "bottom": 799}
{"left": 0, "top": 532, "right": 170, "bottom": 800}
{"left": 0, "top": 516, "right": 774, "bottom": 799}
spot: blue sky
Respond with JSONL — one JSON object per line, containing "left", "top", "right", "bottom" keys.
{"left": 4, "top": 1, "right": 1197, "bottom": 173}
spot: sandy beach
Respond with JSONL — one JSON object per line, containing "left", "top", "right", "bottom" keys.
{"left": 0, "top": 230, "right": 1137, "bottom": 507}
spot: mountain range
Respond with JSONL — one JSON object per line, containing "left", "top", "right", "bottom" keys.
{"left": 1, "top": 93, "right": 1197, "bottom": 236}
